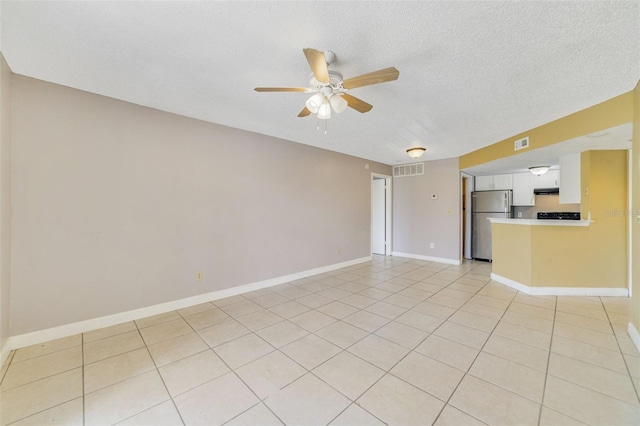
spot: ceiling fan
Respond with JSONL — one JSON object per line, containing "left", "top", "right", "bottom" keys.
{"left": 254, "top": 48, "right": 399, "bottom": 122}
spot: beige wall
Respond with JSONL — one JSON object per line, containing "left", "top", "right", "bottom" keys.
{"left": 0, "top": 54, "right": 11, "bottom": 350}
{"left": 632, "top": 81, "right": 639, "bottom": 332}
{"left": 392, "top": 157, "right": 461, "bottom": 261}
{"left": 10, "top": 75, "right": 390, "bottom": 335}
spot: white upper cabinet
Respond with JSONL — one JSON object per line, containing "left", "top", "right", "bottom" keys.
{"left": 533, "top": 169, "right": 559, "bottom": 188}
{"left": 559, "top": 153, "right": 581, "bottom": 204}
{"left": 475, "top": 176, "right": 494, "bottom": 191}
{"left": 512, "top": 172, "right": 535, "bottom": 206}
{"left": 492, "top": 174, "right": 513, "bottom": 190}
{"left": 475, "top": 174, "right": 513, "bottom": 191}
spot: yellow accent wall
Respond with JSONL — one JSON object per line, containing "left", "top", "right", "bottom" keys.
{"left": 492, "top": 150, "right": 628, "bottom": 288}
{"left": 492, "top": 224, "right": 531, "bottom": 284}
{"left": 460, "top": 91, "right": 634, "bottom": 169}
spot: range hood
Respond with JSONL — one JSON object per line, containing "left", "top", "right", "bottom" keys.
{"left": 534, "top": 187, "right": 560, "bottom": 195}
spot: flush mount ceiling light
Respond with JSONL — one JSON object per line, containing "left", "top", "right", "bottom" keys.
{"left": 406, "top": 147, "right": 426, "bottom": 158}
{"left": 529, "top": 166, "right": 550, "bottom": 175}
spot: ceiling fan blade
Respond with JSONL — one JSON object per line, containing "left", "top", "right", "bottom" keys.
{"left": 254, "top": 87, "right": 307, "bottom": 92}
{"left": 297, "top": 107, "right": 312, "bottom": 117}
{"left": 342, "top": 67, "right": 399, "bottom": 89}
{"left": 342, "top": 93, "right": 373, "bottom": 113}
{"left": 303, "top": 48, "right": 329, "bottom": 83}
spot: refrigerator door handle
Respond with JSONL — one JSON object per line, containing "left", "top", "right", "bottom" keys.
{"left": 504, "top": 192, "right": 507, "bottom": 212}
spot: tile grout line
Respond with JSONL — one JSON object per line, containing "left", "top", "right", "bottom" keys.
{"left": 539, "top": 297, "right": 640, "bottom": 422}
{"left": 326, "top": 263, "right": 493, "bottom": 424}
{"left": 0, "top": 344, "right": 86, "bottom": 425}
{"left": 0, "top": 349, "right": 14, "bottom": 386}
{"left": 176, "top": 306, "right": 288, "bottom": 426}
{"left": 537, "top": 291, "right": 558, "bottom": 426}
{"left": 599, "top": 296, "right": 640, "bottom": 403}
{"left": 319, "top": 261, "right": 486, "bottom": 426}
{"left": 428, "top": 272, "right": 518, "bottom": 425}
{"left": 138, "top": 317, "right": 189, "bottom": 425}
{"left": 217, "top": 259, "right": 467, "bottom": 424}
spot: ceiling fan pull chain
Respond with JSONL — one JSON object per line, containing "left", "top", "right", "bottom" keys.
{"left": 324, "top": 119, "right": 328, "bottom": 135}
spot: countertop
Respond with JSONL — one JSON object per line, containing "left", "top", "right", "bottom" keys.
{"left": 488, "top": 218, "right": 592, "bottom": 227}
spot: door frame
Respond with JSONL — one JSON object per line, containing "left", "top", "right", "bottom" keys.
{"left": 371, "top": 173, "right": 392, "bottom": 256}
{"left": 461, "top": 172, "right": 474, "bottom": 260}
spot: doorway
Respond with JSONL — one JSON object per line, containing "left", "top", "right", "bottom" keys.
{"left": 372, "top": 174, "right": 392, "bottom": 255}
{"left": 461, "top": 172, "right": 473, "bottom": 259}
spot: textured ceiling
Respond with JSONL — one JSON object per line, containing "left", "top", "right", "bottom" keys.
{"left": 1, "top": 1, "right": 638, "bottom": 166}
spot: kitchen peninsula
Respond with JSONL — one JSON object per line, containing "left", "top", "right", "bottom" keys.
{"left": 489, "top": 150, "right": 629, "bottom": 296}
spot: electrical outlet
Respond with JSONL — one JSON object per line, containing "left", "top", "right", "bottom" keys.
{"left": 429, "top": 242, "right": 435, "bottom": 249}
{"left": 518, "top": 212, "right": 522, "bottom": 218}
{"left": 337, "top": 247, "right": 341, "bottom": 255}
{"left": 196, "top": 272, "right": 203, "bottom": 281}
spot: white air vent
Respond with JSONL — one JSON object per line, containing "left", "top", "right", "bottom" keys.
{"left": 514, "top": 136, "right": 530, "bottom": 151}
{"left": 393, "top": 162, "right": 424, "bottom": 178}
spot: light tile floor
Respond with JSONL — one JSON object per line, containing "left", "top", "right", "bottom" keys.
{"left": 1, "top": 256, "right": 639, "bottom": 425}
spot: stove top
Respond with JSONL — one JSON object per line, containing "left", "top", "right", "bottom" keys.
{"left": 537, "top": 212, "right": 581, "bottom": 220}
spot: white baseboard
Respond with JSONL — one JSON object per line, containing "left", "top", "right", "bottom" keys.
{"left": 628, "top": 322, "right": 640, "bottom": 354}
{"left": 4, "top": 256, "right": 372, "bottom": 354}
{"left": 392, "top": 251, "right": 462, "bottom": 265}
{"left": 490, "top": 273, "right": 629, "bottom": 297}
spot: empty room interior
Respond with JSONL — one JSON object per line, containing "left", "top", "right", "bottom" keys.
{"left": 0, "top": 1, "right": 639, "bottom": 425}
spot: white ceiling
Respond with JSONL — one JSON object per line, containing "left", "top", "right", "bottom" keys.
{"left": 1, "top": 1, "right": 638, "bottom": 166}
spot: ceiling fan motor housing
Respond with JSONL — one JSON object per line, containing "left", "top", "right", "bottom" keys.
{"left": 309, "top": 70, "right": 344, "bottom": 90}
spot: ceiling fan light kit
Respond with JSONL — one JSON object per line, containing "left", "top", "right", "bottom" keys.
{"left": 329, "top": 94, "right": 348, "bottom": 113}
{"left": 317, "top": 101, "right": 331, "bottom": 120}
{"left": 406, "top": 147, "right": 426, "bottom": 158}
{"left": 529, "top": 165, "right": 550, "bottom": 175}
{"left": 305, "top": 92, "right": 325, "bottom": 113}
{"left": 255, "top": 48, "right": 399, "bottom": 128}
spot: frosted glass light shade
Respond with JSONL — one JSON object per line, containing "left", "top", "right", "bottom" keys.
{"left": 317, "top": 101, "right": 331, "bottom": 119}
{"left": 406, "top": 147, "right": 426, "bottom": 158}
{"left": 529, "top": 166, "right": 550, "bottom": 175}
{"left": 305, "top": 93, "right": 325, "bottom": 113}
{"left": 329, "top": 94, "right": 348, "bottom": 113}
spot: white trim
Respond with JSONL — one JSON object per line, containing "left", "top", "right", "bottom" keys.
{"left": 392, "top": 251, "right": 462, "bottom": 265}
{"left": 3, "top": 256, "right": 371, "bottom": 352}
{"left": 0, "top": 339, "right": 11, "bottom": 368}
{"left": 628, "top": 322, "right": 640, "bottom": 354}
{"left": 628, "top": 148, "right": 633, "bottom": 297}
{"left": 491, "top": 273, "right": 629, "bottom": 296}
{"left": 460, "top": 172, "right": 474, "bottom": 260}
{"left": 371, "top": 173, "right": 392, "bottom": 256}
{"left": 488, "top": 218, "right": 592, "bottom": 226}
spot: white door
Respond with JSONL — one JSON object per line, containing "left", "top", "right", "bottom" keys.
{"left": 463, "top": 175, "right": 473, "bottom": 259}
{"left": 372, "top": 178, "right": 386, "bottom": 254}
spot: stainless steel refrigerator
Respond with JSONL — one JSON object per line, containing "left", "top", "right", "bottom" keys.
{"left": 471, "top": 190, "right": 513, "bottom": 261}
